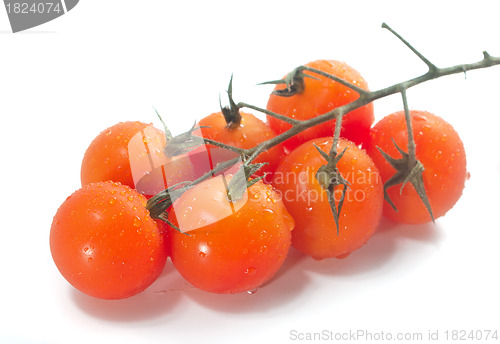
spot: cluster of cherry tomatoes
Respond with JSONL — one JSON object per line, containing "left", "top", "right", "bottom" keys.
{"left": 50, "top": 60, "right": 467, "bottom": 300}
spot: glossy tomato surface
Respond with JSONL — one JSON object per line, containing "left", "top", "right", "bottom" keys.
{"left": 50, "top": 181, "right": 168, "bottom": 299}
{"left": 272, "top": 137, "right": 383, "bottom": 259}
{"left": 266, "top": 60, "right": 374, "bottom": 151}
{"left": 81, "top": 121, "right": 167, "bottom": 189}
{"left": 167, "top": 175, "right": 294, "bottom": 294}
{"left": 366, "top": 110, "right": 467, "bottom": 224}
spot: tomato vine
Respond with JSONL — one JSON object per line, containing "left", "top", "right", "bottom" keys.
{"left": 146, "top": 23, "right": 500, "bottom": 232}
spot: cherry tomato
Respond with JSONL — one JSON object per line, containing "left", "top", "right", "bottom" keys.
{"left": 50, "top": 181, "right": 168, "bottom": 299}
{"left": 272, "top": 137, "right": 383, "bottom": 259}
{"left": 266, "top": 60, "right": 374, "bottom": 152}
{"left": 167, "top": 175, "right": 294, "bottom": 294}
{"left": 81, "top": 121, "right": 167, "bottom": 189}
{"left": 196, "top": 111, "right": 285, "bottom": 181}
{"left": 365, "top": 110, "right": 467, "bottom": 224}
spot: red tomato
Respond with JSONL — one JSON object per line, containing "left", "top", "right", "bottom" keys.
{"left": 50, "top": 181, "right": 168, "bottom": 299}
{"left": 272, "top": 137, "right": 383, "bottom": 259}
{"left": 81, "top": 121, "right": 167, "bottom": 189}
{"left": 196, "top": 111, "right": 285, "bottom": 181}
{"left": 167, "top": 175, "right": 294, "bottom": 294}
{"left": 365, "top": 110, "right": 467, "bottom": 224}
{"left": 266, "top": 60, "right": 374, "bottom": 152}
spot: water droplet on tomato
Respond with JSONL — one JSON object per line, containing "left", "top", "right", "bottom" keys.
{"left": 413, "top": 113, "right": 428, "bottom": 122}
{"left": 127, "top": 195, "right": 134, "bottom": 202}
{"left": 245, "top": 267, "right": 257, "bottom": 275}
{"left": 109, "top": 197, "right": 117, "bottom": 205}
{"left": 133, "top": 216, "right": 141, "bottom": 227}
{"left": 263, "top": 208, "right": 276, "bottom": 220}
{"left": 87, "top": 257, "right": 93, "bottom": 263}
{"left": 247, "top": 288, "right": 258, "bottom": 295}
{"left": 199, "top": 251, "right": 206, "bottom": 258}
{"left": 246, "top": 218, "right": 255, "bottom": 228}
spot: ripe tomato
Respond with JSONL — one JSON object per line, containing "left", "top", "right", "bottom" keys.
{"left": 196, "top": 111, "right": 285, "bottom": 181}
{"left": 365, "top": 110, "right": 467, "bottom": 224}
{"left": 167, "top": 175, "right": 294, "bottom": 294}
{"left": 81, "top": 121, "right": 167, "bottom": 189}
{"left": 266, "top": 60, "right": 374, "bottom": 152}
{"left": 50, "top": 181, "right": 168, "bottom": 299}
{"left": 272, "top": 137, "right": 383, "bottom": 259}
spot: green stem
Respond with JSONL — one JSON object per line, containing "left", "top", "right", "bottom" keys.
{"left": 400, "top": 88, "right": 416, "bottom": 166}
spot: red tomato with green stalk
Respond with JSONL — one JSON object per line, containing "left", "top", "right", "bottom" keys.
{"left": 272, "top": 137, "right": 383, "bottom": 259}
{"left": 365, "top": 110, "right": 467, "bottom": 224}
{"left": 266, "top": 59, "right": 374, "bottom": 152}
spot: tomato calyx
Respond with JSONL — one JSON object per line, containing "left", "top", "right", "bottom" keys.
{"left": 162, "top": 121, "right": 245, "bottom": 158}
{"left": 162, "top": 123, "right": 208, "bottom": 157}
{"left": 261, "top": 66, "right": 319, "bottom": 97}
{"left": 226, "top": 161, "right": 267, "bottom": 202}
{"left": 313, "top": 143, "right": 351, "bottom": 235}
{"left": 153, "top": 107, "right": 173, "bottom": 141}
{"left": 146, "top": 181, "right": 194, "bottom": 234}
{"left": 377, "top": 140, "right": 435, "bottom": 223}
{"left": 376, "top": 90, "right": 435, "bottom": 222}
{"left": 220, "top": 74, "right": 242, "bottom": 129}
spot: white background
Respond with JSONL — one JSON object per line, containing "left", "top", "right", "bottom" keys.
{"left": 1, "top": 1, "right": 499, "bottom": 343}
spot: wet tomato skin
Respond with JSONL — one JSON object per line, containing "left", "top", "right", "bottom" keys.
{"left": 266, "top": 60, "right": 374, "bottom": 151}
{"left": 81, "top": 121, "right": 166, "bottom": 188}
{"left": 50, "top": 181, "right": 168, "bottom": 300}
{"left": 272, "top": 137, "right": 383, "bottom": 259}
{"left": 365, "top": 110, "right": 467, "bottom": 224}
{"left": 167, "top": 176, "right": 294, "bottom": 294}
